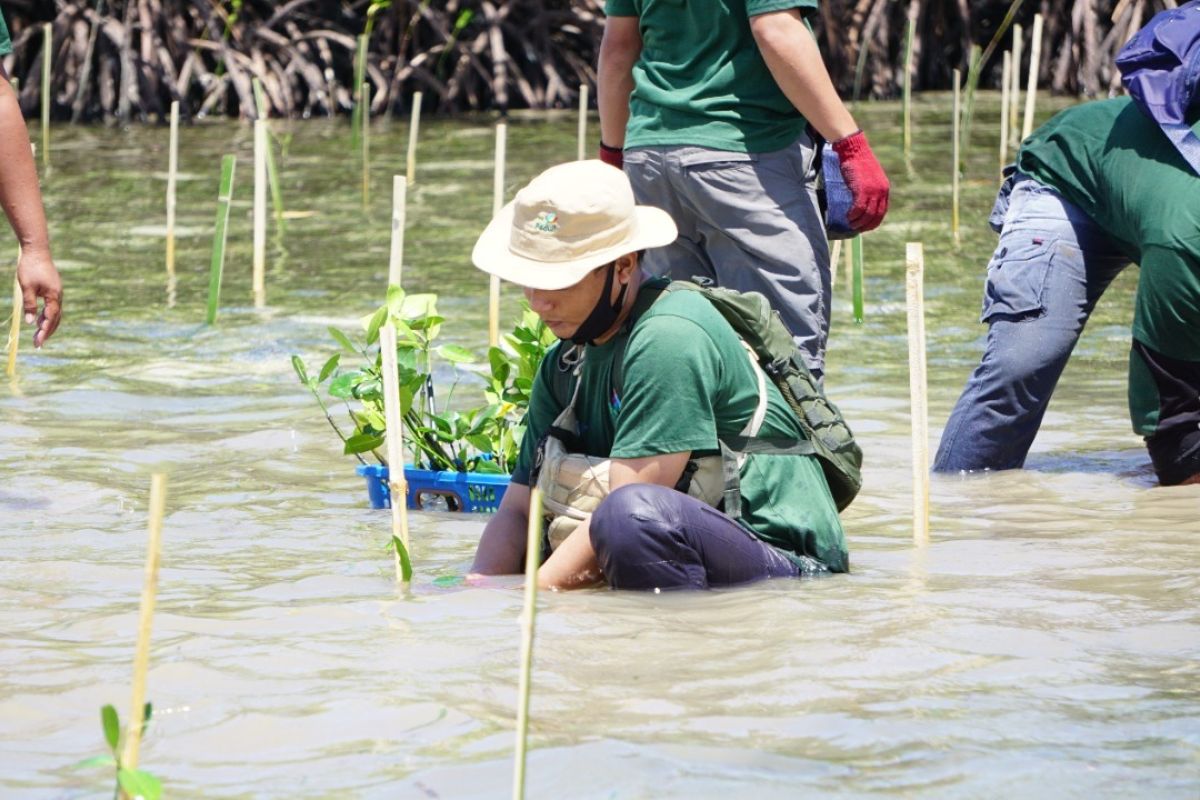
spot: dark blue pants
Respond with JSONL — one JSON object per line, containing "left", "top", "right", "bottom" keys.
{"left": 588, "top": 484, "right": 823, "bottom": 591}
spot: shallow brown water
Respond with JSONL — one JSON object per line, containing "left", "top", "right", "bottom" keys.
{"left": 1, "top": 96, "right": 1197, "bottom": 798}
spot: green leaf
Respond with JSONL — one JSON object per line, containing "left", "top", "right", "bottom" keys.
{"left": 328, "top": 371, "right": 363, "bottom": 399}
{"left": 101, "top": 705, "right": 119, "bottom": 753}
{"left": 386, "top": 284, "right": 407, "bottom": 317}
{"left": 344, "top": 431, "right": 385, "bottom": 454}
{"left": 432, "top": 574, "right": 463, "bottom": 588}
{"left": 436, "top": 344, "right": 475, "bottom": 364}
{"left": 317, "top": 354, "right": 341, "bottom": 383}
{"left": 142, "top": 702, "right": 153, "bottom": 728}
{"left": 74, "top": 755, "right": 117, "bottom": 770}
{"left": 466, "top": 433, "right": 493, "bottom": 453}
{"left": 473, "top": 458, "right": 505, "bottom": 474}
{"left": 117, "top": 768, "right": 163, "bottom": 800}
{"left": 392, "top": 536, "right": 413, "bottom": 582}
{"left": 290, "top": 355, "right": 310, "bottom": 385}
{"left": 365, "top": 306, "right": 389, "bottom": 346}
{"left": 328, "top": 326, "right": 358, "bottom": 354}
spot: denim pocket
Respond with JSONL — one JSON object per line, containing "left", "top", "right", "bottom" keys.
{"left": 980, "top": 237, "right": 1056, "bottom": 322}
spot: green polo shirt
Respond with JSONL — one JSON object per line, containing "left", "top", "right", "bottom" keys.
{"left": 0, "top": 13, "right": 11, "bottom": 56}
{"left": 512, "top": 283, "right": 848, "bottom": 572}
{"left": 604, "top": 0, "right": 817, "bottom": 153}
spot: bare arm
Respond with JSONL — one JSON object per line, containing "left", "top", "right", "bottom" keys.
{"left": 470, "top": 481, "right": 531, "bottom": 575}
{"left": 0, "top": 64, "right": 61, "bottom": 347}
{"left": 597, "top": 16, "right": 641, "bottom": 149}
{"left": 749, "top": 9, "right": 857, "bottom": 142}
{"left": 536, "top": 451, "right": 690, "bottom": 590}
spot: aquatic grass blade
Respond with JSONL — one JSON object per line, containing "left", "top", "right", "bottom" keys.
{"left": 851, "top": 235, "right": 864, "bottom": 323}
{"left": 392, "top": 535, "right": 413, "bottom": 582}
{"left": 205, "top": 155, "right": 237, "bottom": 326}
{"left": 101, "top": 704, "right": 119, "bottom": 752}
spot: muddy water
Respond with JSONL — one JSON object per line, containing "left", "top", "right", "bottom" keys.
{"left": 1, "top": 97, "right": 1197, "bottom": 798}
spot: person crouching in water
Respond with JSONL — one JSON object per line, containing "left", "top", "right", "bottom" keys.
{"left": 469, "top": 161, "right": 848, "bottom": 590}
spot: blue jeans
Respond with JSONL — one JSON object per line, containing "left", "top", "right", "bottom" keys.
{"left": 934, "top": 177, "right": 1132, "bottom": 472}
{"left": 587, "top": 484, "right": 826, "bottom": 590}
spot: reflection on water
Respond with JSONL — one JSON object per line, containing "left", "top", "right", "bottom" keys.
{"left": 1, "top": 98, "right": 1197, "bottom": 798}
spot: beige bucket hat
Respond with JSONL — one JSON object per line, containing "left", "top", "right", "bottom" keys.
{"left": 471, "top": 160, "right": 678, "bottom": 290}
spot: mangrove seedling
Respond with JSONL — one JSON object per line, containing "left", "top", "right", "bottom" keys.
{"left": 76, "top": 703, "right": 161, "bottom": 800}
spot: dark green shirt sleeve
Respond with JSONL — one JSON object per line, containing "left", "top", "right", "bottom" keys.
{"left": 0, "top": 13, "right": 12, "bottom": 57}
{"left": 510, "top": 344, "right": 567, "bottom": 486}
{"left": 745, "top": 0, "right": 818, "bottom": 17}
{"left": 605, "top": 0, "right": 638, "bottom": 17}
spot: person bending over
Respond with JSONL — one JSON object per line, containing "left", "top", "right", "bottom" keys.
{"left": 935, "top": 2, "right": 1200, "bottom": 486}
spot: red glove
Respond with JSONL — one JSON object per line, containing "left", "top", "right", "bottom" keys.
{"left": 831, "top": 130, "right": 889, "bottom": 233}
{"left": 599, "top": 142, "right": 624, "bottom": 169}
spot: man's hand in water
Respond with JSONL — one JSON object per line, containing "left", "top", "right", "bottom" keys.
{"left": 16, "top": 246, "right": 62, "bottom": 348}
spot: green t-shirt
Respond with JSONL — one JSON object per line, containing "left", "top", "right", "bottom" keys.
{"left": 604, "top": 0, "right": 816, "bottom": 153}
{"left": 0, "top": 13, "right": 11, "bottom": 56}
{"left": 512, "top": 284, "right": 848, "bottom": 572}
{"left": 1017, "top": 97, "right": 1200, "bottom": 363}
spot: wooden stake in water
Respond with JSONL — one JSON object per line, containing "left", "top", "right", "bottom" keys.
{"left": 851, "top": 235, "right": 864, "bottom": 323}
{"left": 577, "top": 85, "right": 588, "bottom": 161}
{"left": 252, "top": 79, "right": 285, "bottom": 231}
{"left": 389, "top": 175, "right": 407, "bottom": 287}
{"left": 512, "top": 486, "right": 544, "bottom": 800}
{"left": 829, "top": 239, "right": 842, "bottom": 291}
{"left": 1021, "top": 14, "right": 1043, "bottom": 142}
{"left": 951, "top": 68, "right": 961, "bottom": 246}
{"left": 406, "top": 91, "right": 423, "bottom": 186}
{"left": 205, "top": 155, "right": 236, "bottom": 325}
{"left": 379, "top": 323, "right": 411, "bottom": 572}
{"left": 253, "top": 120, "right": 267, "bottom": 308}
{"left": 902, "top": 11, "right": 916, "bottom": 165}
{"left": 905, "top": 244, "right": 930, "bottom": 546}
{"left": 41, "top": 23, "right": 51, "bottom": 168}
{"left": 489, "top": 121, "right": 507, "bottom": 349}
{"left": 361, "top": 82, "right": 371, "bottom": 210}
{"left": 1010, "top": 24, "right": 1022, "bottom": 146}
{"left": 120, "top": 473, "right": 166, "bottom": 776}
{"left": 999, "top": 51, "right": 1011, "bottom": 174}
{"left": 5, "top": 273, "right": 19, "bottom": 378}
{"left": 165, "top": 101, "right": 179, "bottom": 279}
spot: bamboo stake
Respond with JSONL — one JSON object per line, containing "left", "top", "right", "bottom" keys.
{"left": 361, "top": 82, "right": 371, "bottom": 210}
{"left": 851, "top": 235, "right": 864, "bottom": 323}
{"left": 252, "top": 79, "right": 284, "bottom": 231}
{"left": 165, "top": 101, "right": 179, "bottom": 280}
{"left": 41, "top": 23, "right": 50, "bottom": 168}
{"left": 829, "top": 239, "right": 842, "bottom": 291}
{"left": 489, "top": 122, "right": 507, "bottom": 348}
{"left": 952, "top": 68, "right": 961, "bottom": 246}
{"left": 380, "top": 323, "right": 411, "bottom": 572}
{"left": 1021, "top": 14, "right": 1044, "bottom": 141}
{"left": 120, "top": 473, "right": 166, "bottom": 780}
{"left": 902, "top": 12, "right": 916, "bottom": 165}
{"left": 5, "top": 273, "right": 19, "bottom": 378}
{"left": 389, "top": 176, "right": 407, "bottom": 287}
{"left": 253, "top": 120, "right": 267, "bottom": 308}
{"left": 406, "top": 92, "right": 423, "bottom": 186}
{"left": 905, "top": 244, "right": 929, "bottom": 545}
{"left": 577, "top": 85, "right": 588, "bottom": 161}
{"left": 205, "top": 155, "right": 236, "bottom": 325}
{"left": 1000, "top": 51, "right": 1011, "bottom": 175}
{"left": 1010, "top": 25, "right": 1023, "bottom": 146}
{"left": 512, "top": 486, "right": 544, "bottom": 800}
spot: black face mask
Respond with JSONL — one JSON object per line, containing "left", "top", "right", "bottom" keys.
{"left": 569, "top": 262, "right": 630, "bottom": 345}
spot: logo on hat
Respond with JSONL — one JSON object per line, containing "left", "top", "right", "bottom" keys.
{"left": 533, "top": 211, "right": 560, "bottom": 234}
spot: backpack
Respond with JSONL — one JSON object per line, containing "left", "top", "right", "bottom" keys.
{"left": 549, "top": 280, "right": 863, "bottom": 512}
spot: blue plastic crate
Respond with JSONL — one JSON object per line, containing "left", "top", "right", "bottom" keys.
{"left": 356, "top": 464, "right": 510, "bottom": 513}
